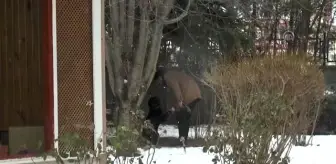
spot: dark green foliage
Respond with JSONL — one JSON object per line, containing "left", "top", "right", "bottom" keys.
{"left": 109, "top": 126, "right": 142, "bottom": 157}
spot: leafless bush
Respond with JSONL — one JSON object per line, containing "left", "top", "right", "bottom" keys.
{"left": 203, "top": 55, "right": 325, "bottom": 164}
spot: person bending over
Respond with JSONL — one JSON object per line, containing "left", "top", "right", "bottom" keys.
{"left": 152, "top": 67, "right": 202, "bottom": 145}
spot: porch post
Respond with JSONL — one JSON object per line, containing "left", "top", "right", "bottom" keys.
{"left": 92, "top": 0, "right": 106, "bottom": 149}
{"left": 52, "top": 0, "right": 59, "bottom": 149}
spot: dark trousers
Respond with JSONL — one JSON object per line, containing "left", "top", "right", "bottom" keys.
{"left": 176, "top": 98, "right": 200, "bottom": 141}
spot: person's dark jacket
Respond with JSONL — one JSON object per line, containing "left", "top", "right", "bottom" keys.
{"left": 146, "top": 109, "right": 171, "bottom": 131}
{"left": 142, "top": 97, "right": 171, "bottom": 144}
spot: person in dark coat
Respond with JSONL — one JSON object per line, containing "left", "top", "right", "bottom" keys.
{"left": 142, "top": 96, "right": 174, "bottom": 144}
{"left": 153, "top": 68, "right": 202, "bottom": 144}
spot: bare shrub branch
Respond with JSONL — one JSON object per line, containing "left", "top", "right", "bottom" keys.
{"left": 203, "top": 54, "right": 325, "bottom": 164}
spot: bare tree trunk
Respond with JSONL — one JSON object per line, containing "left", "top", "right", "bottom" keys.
{"left": 299, "top": 0, "right": 312, "bottom": 54}
{"left": 105, "top": 0, "right": 192, "bottom": 129}
{"left": 313, "top": 0, "right": 326, "bottom": 59}
{"left": 313, "top": 15, "right": 322, "bottom": 60}
{"left": 293, "top": 9, "right": 301, "bottom": 54}
{"left": 118, "top": 106, "right": 131, "bottom": 127}
{"left": 272, "top": 4, "right": 279, "bottom": 56}
{"left": 251, "top": 1, "right": 257, "bottom": 56}
{"left": 287, "top": 0, "right": 295, "bottom": 54}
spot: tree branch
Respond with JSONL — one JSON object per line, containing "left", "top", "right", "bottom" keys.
{"left": 309, "top": 0, "right": 326, "bottom": 30}
{"left": 105, "top": 38, "right": 115, "bottom": 96}
{"left": 107, "top": 0, "right": 124, "bottom": 102}
{"left": 106, "top": 34, "right": 123, "bottom": 102}
{"left": 127, "top": 0, "right": 135, "bottom": 47}
{"left": 137, "top": 22, "right": 164, "bottom": 106}
{"left": 109, "top": 0, "right": 119, "bottom": 34}
{"left": 143, "top": 23, "right": 164, "bottom": 83}
{"left": 162, "top": 0, "right": 192, "bottom": 25}
{"left": 128, "top": 0, "right": 150, "bottom": 100}
{"left": 119, "top": 0, "right": 126, "bottom": 46}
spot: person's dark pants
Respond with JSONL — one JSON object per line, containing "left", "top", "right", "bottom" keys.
{"left": 176, "top": 98, "right": 201, "bottom": 143}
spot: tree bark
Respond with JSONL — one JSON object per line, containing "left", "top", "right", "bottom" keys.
{"left": 105, "top": 0, "right": 192, "bottom": 129}
{"left": 287, "top": 0, "right": 295, "bottom": 54}
{"left": 118, "top": 106, "right": 131, "bottom": 127}
{"left": 299, "top": 0, "right": 312, "bottom": 54}
{"left": 251, "top": 1, "right": 257, "bottom": 56}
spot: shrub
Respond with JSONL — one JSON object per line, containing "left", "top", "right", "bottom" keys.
{"left": 203, "top": 55, "right": 325, "bottom": 164}
{"left": 40, "top": 108, "right": 148, "bottom": 164}
{"left": 108, "top": 108, "right": 150, "bottom": 156}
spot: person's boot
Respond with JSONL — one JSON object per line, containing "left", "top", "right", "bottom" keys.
{"left": 179, "top": 136, "right": 187, "bottom": 145}
{"left": 179, "top": 127, "right": 189, "bottom": 146}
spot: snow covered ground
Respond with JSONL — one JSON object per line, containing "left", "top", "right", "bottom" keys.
{"left": 110, "top": 125, "right": 336, "bottom": 164}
